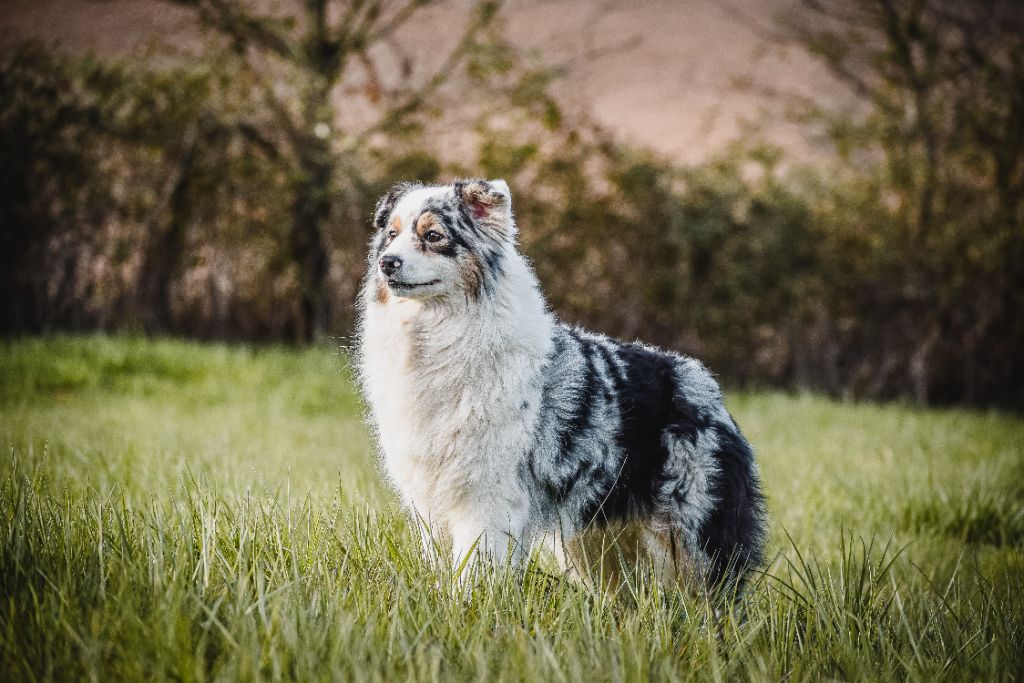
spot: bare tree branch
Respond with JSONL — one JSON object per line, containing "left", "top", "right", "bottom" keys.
{"left": 365, "top": 0, "right": 432, "bottom": 45}
{"left": 140, "top": 118, "right": 201, "bottom": 237}
{"left": 351, "top": 1, "right": 499, "bottom": 144}
{"left": 543, "top": 33, "right": 642, "bottom": 82}
{"left": 337, "top": 0, "right": 382, "bottom": 50}
{"left": 163, "top": 0, "right": 299, "bottom": 62}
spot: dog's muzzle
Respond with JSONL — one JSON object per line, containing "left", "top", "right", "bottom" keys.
{"left": 379, "top": 255, "right": 402, "bottom": 277}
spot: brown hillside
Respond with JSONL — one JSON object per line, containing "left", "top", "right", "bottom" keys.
{"left": 0, "top": 0, "right": 853, "bottom": 163}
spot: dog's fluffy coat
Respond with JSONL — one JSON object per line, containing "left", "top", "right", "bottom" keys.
{"left": 358, "top": 179, "right": 766, "bottom": 591}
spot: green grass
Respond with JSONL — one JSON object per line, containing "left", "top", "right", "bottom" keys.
{"left": 1, "top": 335, "right": 1022, "bottom": 681}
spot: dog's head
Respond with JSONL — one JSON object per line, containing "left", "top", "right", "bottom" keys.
{"left": 369, "top": 179, "right": 515, "bottom": 303}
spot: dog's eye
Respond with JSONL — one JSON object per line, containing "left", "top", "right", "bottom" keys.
{"left": 424, "top": 230, "right": 444, "bottom": 243}
{"left": 386, "top": 229, "right": 397, "bottom": 241}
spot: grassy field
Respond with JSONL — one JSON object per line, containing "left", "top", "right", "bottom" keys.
{"left": 1, "top": 336, "right": 1022, "bottom": 681}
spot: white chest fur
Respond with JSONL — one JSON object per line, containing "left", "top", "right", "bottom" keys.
{"left": 359, "top": 255, "right": 554, "bottom": 529}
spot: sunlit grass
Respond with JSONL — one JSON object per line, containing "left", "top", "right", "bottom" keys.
{"left": 1, "top": 336, "right": 1022, "bottom": 680}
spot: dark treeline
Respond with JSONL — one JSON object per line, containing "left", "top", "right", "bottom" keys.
{"left": 1, "top": 0, "right": 1021, "bottom": 410}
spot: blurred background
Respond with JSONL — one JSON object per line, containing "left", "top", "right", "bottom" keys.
{"left": 1, "top": 0, "right": 1021, "bottom": 410}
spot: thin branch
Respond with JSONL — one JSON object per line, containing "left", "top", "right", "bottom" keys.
{"left": 357, "top": 52, "right": 384, "bottom": 103}
{"left": 311, "top": 0, "right": 328, "bottom": 46}
{"left": 163, "top": 0, "right": 299, "bottom": 62}
{"left": 786, "top": 2, "right": 902, "bottom": 115}
{"left": 141, "top": 118, "right": 202, "bottom": 236}
{"left": 350, "top": 1, "right": 498, "bottom": 144}
{"left": 337, "top": 0, "right": 370, "bottom": 43}
{"left": 364, "top": 0, "right": 432, "bottom": 45}
{"left": 382, "top": 34, "right": 415, "bottom": 82}
{"left": 715, "top": 0, "right": 793, "bottom": 44}
{"left": 255, "top": 78, "right": 304, "bottom": 154}
{"left": 338, "top": 0, "right": 383, "bottom": 50}
{"left": 230, "top": 120, "right": 285, "bottom": 163}
{"left": 543, "top": 33, "right": 642, "bottom": 82}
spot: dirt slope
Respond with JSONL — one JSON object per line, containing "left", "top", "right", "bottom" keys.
{"left": 0, "top": 0, "right": 852, "bottom": 163}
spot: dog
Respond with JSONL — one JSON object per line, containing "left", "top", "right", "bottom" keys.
{"left": 357, "top": 179, "right": 767, "bottom": 594}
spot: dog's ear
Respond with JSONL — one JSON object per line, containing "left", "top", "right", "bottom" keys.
{"left": 373, "top": 182, "right": 416, "bottom": 231}
{"left": 455, "top": 179, "right": 515, "bottom": 238}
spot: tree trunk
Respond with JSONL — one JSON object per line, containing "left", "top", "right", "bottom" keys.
{"left": 289, "top": 135, "right": 333, "bottom": 344}
{"left": 0, "top": 136, "right": 44, "bottom": 336}
{"left": 137, "top": 122, "right": 201, "bottom": 335}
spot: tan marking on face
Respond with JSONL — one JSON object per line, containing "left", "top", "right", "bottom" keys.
{"left": 375, "top": 278, "right": 389, "bottom": 304}
{"left": 389, "top": 215, "right": 404, "bottom": 234}
{"left": 415, "top": 212, "right": 440, "bottom": 238}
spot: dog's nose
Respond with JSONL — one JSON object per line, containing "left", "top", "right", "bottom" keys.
{"left": 379, "top": 255, "right": 402, "bottom": 277}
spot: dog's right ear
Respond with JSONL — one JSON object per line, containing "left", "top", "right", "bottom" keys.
{"left": 373, "top": 182, "right": 416, "bottom": 231}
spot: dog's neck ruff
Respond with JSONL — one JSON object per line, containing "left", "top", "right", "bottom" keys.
{"left": 359, "top": 248, "right": 554, "bottom": 495}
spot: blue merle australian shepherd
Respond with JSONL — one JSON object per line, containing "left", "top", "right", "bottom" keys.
{"left": 358, "top": 179, "right": 767, "bottom": 595}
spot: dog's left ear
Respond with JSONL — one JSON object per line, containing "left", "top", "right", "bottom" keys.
{"left": 456, "top": 179, "right": 515, "bottom": 238}
{"left": 373, "top": 181, "right": 417, "bottom": 232}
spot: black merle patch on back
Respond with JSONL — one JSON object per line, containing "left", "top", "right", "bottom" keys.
{"left": 556, "top": 332, "right": 600, "bottom": 466}
{"left": 579, "top": 340, "right": 678, "bottom": 525}
{"left": 532, "top": 327, "right": 767, "bottom": 591}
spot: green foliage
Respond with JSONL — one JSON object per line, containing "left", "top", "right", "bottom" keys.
{"left": 0, "top": 43, "right": 298, "bottom": 339}
{"left": 2, "top": 0, "right": 1022, "bottom": 409}
{"left": 1, "top": 336, "right": 1022, "bottom": 680}
{"left": 899, "top": 485, "right": 1024, "bottom": 548}
{"left": 468, "top": 0, "right": 1024, "bottom": 409}
{"left": 0, "top": 45, "right": 119, "bottom": 333}
{"left": 782, "top": 0, "right": 1024, "bottom": 406}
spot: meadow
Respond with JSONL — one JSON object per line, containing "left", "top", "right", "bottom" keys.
{"left": 1, "top": 336, "right": 1021, "bottom": 681}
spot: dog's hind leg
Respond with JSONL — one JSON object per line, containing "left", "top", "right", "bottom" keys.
{"left": 639, "top": 522, "right": 709, "bottom": 596}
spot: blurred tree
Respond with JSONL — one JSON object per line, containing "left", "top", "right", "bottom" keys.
{"left": 4, "top": 0, "right": 1021, "bottom": 409}
{"left": 0, "top": 47, "right": 100, "bottom": 334}
{"left": 0, "top": 46, "right": 293, "bottom": 338}
{"left": 785, "top": 0, "right": 1024, "bottom": 405}
{"left": 161, "top": 0, "right": 500, "bottom": 342}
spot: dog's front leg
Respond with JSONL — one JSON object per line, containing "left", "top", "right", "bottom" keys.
{"left": 449, "top": 510, "right": 529, "bottom": 592}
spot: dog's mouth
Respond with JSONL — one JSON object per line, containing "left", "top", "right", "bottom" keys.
{"left": 387, "top": 278, "right": 441, "bottom": 290}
